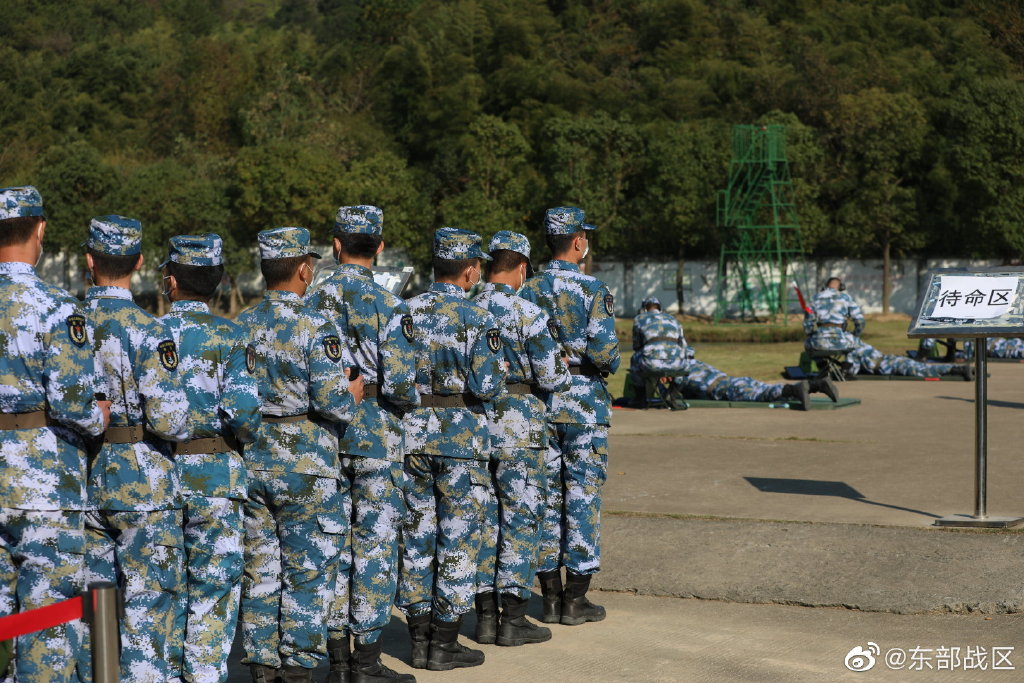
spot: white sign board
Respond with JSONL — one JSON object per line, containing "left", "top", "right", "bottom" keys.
{"left": 926, "top": 275, "right": 1018, "bottom": 320}
{"left": 908, "top": 268, "right": 1024, "bottom": 339}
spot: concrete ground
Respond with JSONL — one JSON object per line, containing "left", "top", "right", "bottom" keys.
{"left": 227, "top": 363, "right": 1024, "bottom": 682}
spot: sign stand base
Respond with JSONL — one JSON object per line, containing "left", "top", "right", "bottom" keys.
{"left": 933, "top": 515, "right": 1024, "bottom": 529}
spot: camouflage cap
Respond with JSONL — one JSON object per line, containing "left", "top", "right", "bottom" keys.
{"left": 159, "top": 233, "right": 223, "bottom": 269}
{"left": 0, "top": 186, "right": 45, "bottom": 221}
{"left": 642, "top": 296, "right": 661, "bottom": 309}
{"left": 433, "top": 227, "right": 491, "bottom": 261}
{"left": 334, "top": 205, "right": 382, "bottom": 236}
{"left": 544, "top": 206, "right": 594, "bottom": 235}
{"left": 86, "top": 215, "right": 143, "bottom": 256}
{"left": 488, "top": 230, "right": 534, "bottom": 275}
{"left": 258, "top": 226, "right": 321, "bottom": 260}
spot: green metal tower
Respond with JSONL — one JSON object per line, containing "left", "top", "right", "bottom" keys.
{"left": 714, "top": 125, "right": 807, "bottom": 321}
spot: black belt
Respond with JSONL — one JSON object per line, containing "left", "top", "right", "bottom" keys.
{"left": 569, "top": 366, "right": 606, "bottom": 377}
{"left": 817, "top": 323, "right": 843, "bottom": 328}
{"left": 0, "top": 410, "right": 54, "bottom": 430}
{"left": 418, "top": 394, "right": 484, "bottom": 408}
{"left": 506, "top": 383, "right": 535, "bottom": 396}
{"left": 262, "top": 413, "right": 310, "bottom": 424}
{"left": 644, "top": 336, "right": 678, "bottom": 345}
{"left": 174, "top": 433, "right": 241, "bottom": 455}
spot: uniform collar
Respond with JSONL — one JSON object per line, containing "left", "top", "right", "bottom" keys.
{"left": 336, "top": 263, "right": 373, "bottom": 279}
{"left": 265, "top": 289, "right": 304, "bottom": 303}
{"left": 482, "top": 282, "right": 517, "bottom": 296}
{"left": 170, "top": 300, "right": 210, "bottom": 313}
{"left": 87, "top": 285, "right": 133, "bottom": 300}
{"left": 0, "top": 262, "right": 35, "bottom": 277}
{"left": 429, "top": 282, "right": 466, "bottom": 297}
{"left": 548, "top": 260, "right": 580, "bottom": 273}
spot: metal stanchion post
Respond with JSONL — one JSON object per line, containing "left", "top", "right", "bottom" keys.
{"left": 974, "top": 335, "right": 987, "bottom": 519}
{"left": 87, "top": 582, "right": 120, "bottom": 683}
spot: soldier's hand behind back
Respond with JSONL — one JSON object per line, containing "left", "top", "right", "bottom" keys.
{"left": 349, "top": 373, "right": 364, "bottom": 405}
{"left": 97, "top": 400, "right": 112, "bottom": 430}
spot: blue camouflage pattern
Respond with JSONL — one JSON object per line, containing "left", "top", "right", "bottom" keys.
{"left": 85, "top": 215, "right": 143, "bottom": 256}
{"left": 674, "top": 359, "right": 785, "bottom": 401}
{"left": 158, "top": 233, "right": 224, "bottom": 269}
{"left": 629, "top": 309, "right": 691, "bottom": 377}
{"left": 257, "top": 227, "right": 322, "bottom": 260}
{"left": 543, "top": 207, "right": 591, "bottom": 235}
{"left": 334, "top": 205, "right": 383, "bottom": 236}
{"left": 0, "top": 186, "right": 45, "bottom": 219}
{"left": 433, "top": 227, "right": 492, "bottom": 261}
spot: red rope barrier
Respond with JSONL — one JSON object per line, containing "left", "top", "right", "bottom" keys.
{"left": 0, "top": 596, "right": 83, "bottom": 641}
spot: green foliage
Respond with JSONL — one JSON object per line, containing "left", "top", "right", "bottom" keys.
{"left": 1, "top": 0, "right": 1023, "bottom": 275}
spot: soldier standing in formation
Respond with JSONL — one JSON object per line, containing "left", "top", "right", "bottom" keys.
{"left": 472, "top": 231, "right": 571, "bottom": 646}
{"left": 237, "top": 227, "right": 360, "bottom": 683}
{"left": 159, "top": 234, "right": 261, "bottom": 683}
{"left": 397, "top": 228, "right": 505, "bottom": 672}
{"left": 0, "top": 187, "right": 108, "bottom": 683}
{"left": 520, "top": 208, "right": 620, "bottom": 626}
{"left": 306, "top": 206, "right": 417, "bottom": 683}
{"left": 82, "top": 215, "right": 190, "bottom": 683}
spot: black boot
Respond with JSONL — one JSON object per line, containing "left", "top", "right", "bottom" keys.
{"left": 279, "top": 665, "right": 313, "bottom": 683}
{"left": 250, "top": 664, "right": 280, "bottom": 683}
{"left": 327, "top": 634, "right": 351, "bottom": 683}
{"left": 948, "top": 365, "right": 975, "bottom": 381}
{"left": 560, "top": 571, "right": 606, "bottom": 626}
{"left": 350, "top": 640, "right": 416, "bottom": 683}
{"left": 536, "top": 569, "right": 563, "bottom": 624}
{"left": 497, "top": 593, "right": 552, "bottom": 646}
{"left": 474, "top": 591, "right": 498, "bottom": 644}
{"left": 406, "top": 613, "right": 431, "bottom": 670}
{"left": 426, "top": 617, "right": 485, "bottom": 671}
{"left": 808, "top": 377, "right": 839, "bottom": 402}
{"left": 781, "top": 381, "right": 811, "bottom": 411}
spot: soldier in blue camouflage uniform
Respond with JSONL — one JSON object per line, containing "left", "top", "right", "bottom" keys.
{"left": 472, "top": 231, "right": 571, "bottom": 648}
{"left": 396, "top": 228, "right": 505, "bottom": 672}
{"left": 922, "top": 337, "right": 1024, "bottom": 360}
{"left": 159, "top": 234, "right": 261, "bottom": 683}
{"left": 237, "top": 227, "right": 360, "bottom": 683}
{"left": 632, "top": 298, "right": 836, "bottom": 409}
{"left": 519, "top": 208, "right": 620, "bottom": 626}
{"left": 306, "top": 206, "right": 418, "bottom": 683}
{"left": 805, "top": 278, "right": 971, "bottom": 379}
{"left": 0, "top": 187, "right": 108, "bottom": 683}
{"left": 82, "top": 215, "right": 191, "bottom": 683}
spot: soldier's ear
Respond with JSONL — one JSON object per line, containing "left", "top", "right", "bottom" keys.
{"left": 375, "top": 240, "right": 385, "bottom": 257}
{"left": 134, "top": 253, "right": 144, "bottom": 273}
{"left": 36, "top": 220, "right": 46, "bottom": 244}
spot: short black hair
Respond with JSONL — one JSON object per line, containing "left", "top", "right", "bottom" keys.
{"left": 336, "top": 233, "right": 383, "bottom": 259}
{"left": 88, "top": 248, "right": 140, "bottom": 279}
{"left": 546, "top": 231, "right": 582, "bottom": 258}
{"left": 261, "top": 255, "right": 307, "bottom": 288}
{"left": 487, "top": 249, "right": 527, "bottom": 275}
{"left": 433, "top": 257, "right": 477, "bottom": 280}
{"left": 0, "top": 216, "right": 43, "bottom": 248}
{"left": 167, "top": 262, "right": 224, "bottom": 299}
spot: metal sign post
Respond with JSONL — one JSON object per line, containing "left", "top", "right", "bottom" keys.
{"left": 908, "top": 267, "right": 1024, "bottom": 528}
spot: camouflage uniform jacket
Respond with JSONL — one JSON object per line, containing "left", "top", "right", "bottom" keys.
{"left": 520, "top": 260, "right": 620, "bottom": 425}
{"left": 472, "top": 283, "right": 571, "bottom": 449}
{"left": 85, "top": 286, "right": 190, "bottom": 511}
{"left": 306, "top": 264, "right": 418, "bottom": 462}
{"left": 403, "top": 282, "right": 505, "bottom": 459}
{"left": 160, "top": 300, "right": 261, "bottom": 500}
{"left": 804, "top": 288, "right": 865, "bottom": 352}
{"left": 0, "top": 262, "right": 105, "bottom": 511}
{"left": 632, "top": 311, "right": 690, "bottom": 366}
{"left": 237, "top": 290, "right": 354, "bottom": 478}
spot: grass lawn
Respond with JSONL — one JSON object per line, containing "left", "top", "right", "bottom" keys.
{"left": 605, "top": 315, "right": 918, "bottom": 398}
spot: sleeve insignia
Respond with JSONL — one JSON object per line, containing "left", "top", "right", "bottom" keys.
{"left": 401, "top": 314, "right": 415, "bottom": 342}
{"left": 66, "top": 315, "right": 87, "bottom": 347}
{"left": 158, "top": 340, "right": 179, "bottom": 371}
{"left": 486, "top": 328, "right": 502, "bottom": 354}
{"left": 604, "top": 293, "right": 615, "bottom": 316}
{"left": 245, "top": 344, "right": 257, "bottom": 374}
{"left": 546, "top": 318, "right": 560, "bottom": 341}
{"left": 324, "top": 335, "right": 343, "bottom": 362}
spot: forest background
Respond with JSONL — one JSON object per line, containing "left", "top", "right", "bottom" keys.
{"left": 1, "top": 0, "right": 1023, "bottom": 313}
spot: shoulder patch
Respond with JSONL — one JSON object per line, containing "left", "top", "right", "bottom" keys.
{"left": 158, "top": 340, "right": 179, "bottom": 371}
{"left": 323, "top": 335, "right": 343, "bottom": 362}
{"left": 604, "top": 293, "right": 615, "bottom": 316}
{"left": 546, "top": 318, "right": 560, "bottom": 341}
{"left": 66, "top": 314, "right": 87, "bottom": 347}
{"left": 486, "top": 328, "right": 502, "bottom": 354}
{"left": 401, "top": 314, "right": 414, "bottom": 343}
{"left": 245, "top": 344, "right": 257, "bottom": 374}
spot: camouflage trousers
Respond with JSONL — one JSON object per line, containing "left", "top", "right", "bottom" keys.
{"left": 82, "top": 508, "right": 185, "bottom": 683}
{"left": 328, "top": 457, "right": 406, "bottom": 646}
{"left": 849, "top": 343, "right": 955, "bottom": 377}
{"left": 397, "top": 455, "right": 489, "bottom": 623}
{"left": 241, "top": 471, "right": 346, "bottom": 670}
{"left": 167, "top": 496, "right": 244, "bottom": 683}
{"left": 0, "top": 509, "right": 85, "bottom": 683}
{"left": 476, "top": 448, "right": 546, "bottom": 600}
{"left": 537, "top": 424, "right": 609, "bottom": 576}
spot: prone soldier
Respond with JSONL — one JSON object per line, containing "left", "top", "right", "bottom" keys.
{"left": 519, "top": 208, "right": 620, "bottom": 626}
{"left": 237, "top": 227, "right": 360, "bottom": 683}
{"left": 472, "top": 231, "right": 571, "bottom": 647}
{"left": 82, "top": 215, "right": 191, "bottom": 683}
{"left": 396, "top": 228, "right": 504, "bottom": 672}
{"left": 159, "top": 234, "right": 261, "bottom": 683}
{"left": 0, "top": 187, "right": 108, "bottom": 683}
{"left": 306, "top": 206, "right": 418, "bottom": 683}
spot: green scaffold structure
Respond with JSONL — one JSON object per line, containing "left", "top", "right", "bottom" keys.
{"left": 714, "top": 124, "right": 807, "bottom": 321}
